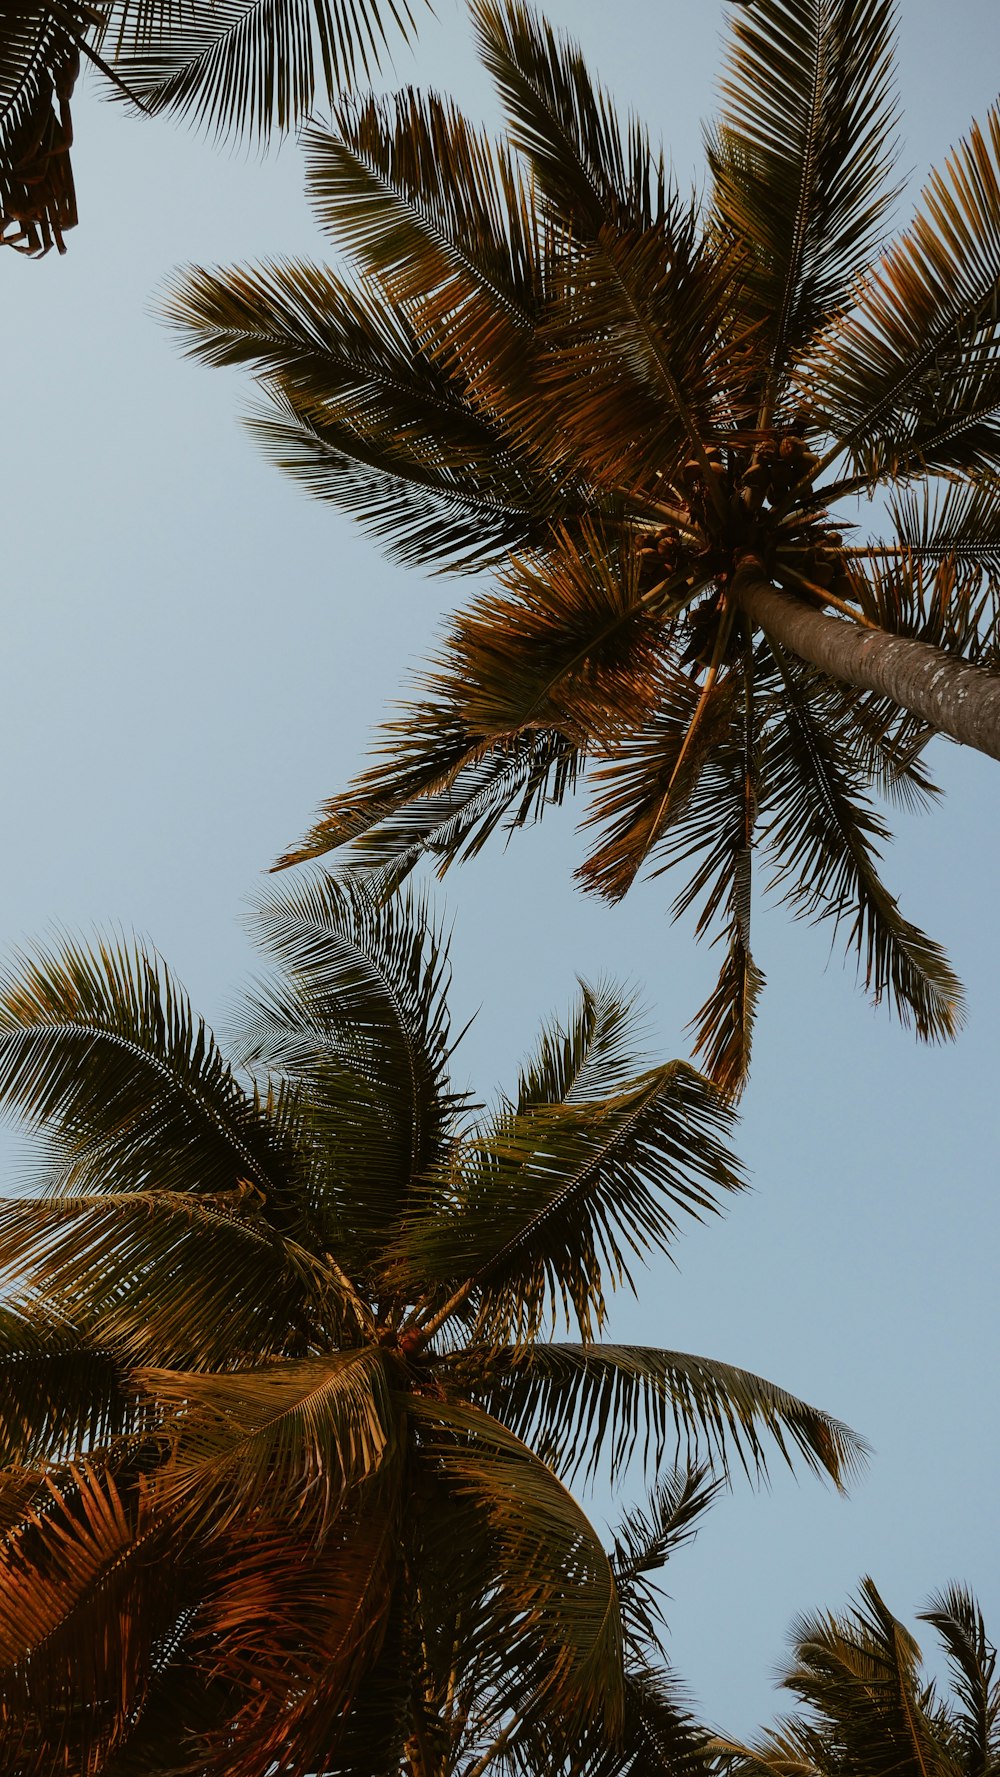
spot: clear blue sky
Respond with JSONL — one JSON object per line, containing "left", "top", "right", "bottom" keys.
{"left": 2, "top": 0, "right": 999, "bottom": 1738}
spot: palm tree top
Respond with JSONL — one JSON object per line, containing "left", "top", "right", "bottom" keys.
{"left": 714, "top": 1578, "right": 1000, "bottom": 1777}
{"left": 0, "top": 876, "right": 863, "bottom": 1773}
{"left": 166, "top": 0, "right": 1000, "bottom": 1094}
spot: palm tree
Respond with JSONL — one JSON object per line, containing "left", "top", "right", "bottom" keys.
{"left": 0, "top": 876, "right": 861, "bottom": 1775}
{"left": 0, "top": 0, "right": 427, "bottom": 255}
{"left": 713, "top": 1578, "right": 1000, "bottom": 1777}
{"left": 165, "top": 0, "right": 1000, "bottom": 1091}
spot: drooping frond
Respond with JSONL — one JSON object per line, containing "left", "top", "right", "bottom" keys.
{"left": 809, "top": 105, "right": 1000, "bottom": 482}
{"left": 99, "top": 0, "right": 423, "bottom": 140}
{"left": 0, "top": 934, "right": 288, "bottom": 1211}
{"left": 709, "top": 0, "right": 899, "bottom": 401}
{"left": 759, "top": 645, "right": 963, "bottom": 1041}
{"left": 408, "top": 1394, "right": 624, "bottom": 1741}
{"left": 140, "top": 1348, "right": 398, "bottom": 1542}
{"left": 474, "top": 1342, "right": 866, "bottom": 1490}
{"left": 0, "top": 1190, "right": 342, "bottom": 1366}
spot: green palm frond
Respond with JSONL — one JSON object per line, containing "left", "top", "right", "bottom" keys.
{"left": 475, "top": 1342, "right": 865, "bottom": 1489}
{"left": 100, "top": 0, "right": 422, "bottom": 138}
{"left": 0, "top": 1190, "right": 341, "bottom": 1366}
{"left": 409, "top": 1394, "right": 625, "bottom": 1740}
{"left": 394, "top": 1056, "right": 741, "bottom": 1344}
{"left": 708, "top": 0, "right": 899, "bottom": 402}
{"left": 810, "top": 105, "right": 1000, "bottom": 481}
{"left": 246, "top": 875, "right": 458, "bottom": 1193}
{"left": 609, "top": 1466, "right": 721, "bottom": 1656}
{"left": 0, "top": 935, "right": 290, "bottom": 1211}
{"left": 514, "top": 981, "right": 649, "bottom": 1113}
{"left": 759, "top": 646, "right": 963, "bottom": 1040}
{"left": 141, "top": 1349, "right": 398, "bottom": 1541}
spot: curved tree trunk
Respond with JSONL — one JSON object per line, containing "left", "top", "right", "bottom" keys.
{"left": 733, "top": 564, "right": 1000, "bottom": 763}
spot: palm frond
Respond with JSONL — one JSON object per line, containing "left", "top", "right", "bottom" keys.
{"left": 102, "top": 0, "right": 423, "bottom": 140}
{"left": 471, "top": 0, "right": 666, "bottom": 234}
{"left": 0, "top": 1190, "right": 341, "bottom": 1365}
{"left": 609, "top": 1465, "right": 721, "bottom": 1656}
{"left": 0, "top": 1464, "right": 171, "bottom": 1775}
{"left": 393, "top": 1059, "right": 742, "bottom": 1344}
{"left": 140, "top": 1348, "right": 399, "bottom": 1542}
{"left": 919, "top": 1586, "right": 1000, "bottom": 1772}
{"left": 0, "top": 934, "right": 291, "bottom": 1213}
{"left": 777, "top": 1578, "right": 941, "bottom": 1777}
{"left": 889, "top": 472, "right": 1000, "bottom": 573}
{"left": 246, "top": 875, "right": 458, "bottom": 1206}
{"left": 474, "top": 1342, "right": 865, "bottom": 1490}
{"left": 514, "top": 981, "right": 650, "bottom": 1114}
{"left": 245, "top": 385, "right": 551, "bottom": 570}
{"left": 708, "top": 0, "right": 898, "bottom": 400}
{"left": 408, "top": 1394, "right": 625, "bottom": 1741}
{"left": 809, "top": 104, "right": 1000, "bottom": 481}
{"left": 303, "top": 96, "right": 540, "bottom": 385}
{"left": 759, "top": 645, "right": 963, "bottom": 1041}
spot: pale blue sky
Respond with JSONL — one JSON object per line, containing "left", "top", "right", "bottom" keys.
{"left": 2, "top": 0, "right": 999, "bottom": 1739}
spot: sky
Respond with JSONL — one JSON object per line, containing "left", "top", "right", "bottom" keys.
{"left": 2, "top": 0, "right": 1000, "bottom": 1742}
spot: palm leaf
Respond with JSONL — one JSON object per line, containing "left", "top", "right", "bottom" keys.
{"left": 474, "top": 1341, "right": 865, "bottom": 1490}
{"left": 0, "top": 1464, "right": 173, "bottom": 1775}
{"left": 919, "top": 1586, "right": 1000, "bottom": 1773}
{"left": 140, "top": 1348, "right": 398, "bottom": 1541}
{"left": 708, "top": 0, "right": 898, "bottom": 402}
{"left": 408, "top": 1394, "right": 625, "bottom": 1742}
{"left": 245, "top": 875, "right": 459, "bottom": 1215}
{"left": 0, "top": 934, "right": 294, "bottom": 1215}
{"left": 759, "top": 644, "right": 963, "bottom": 1040}
{"left": 392, "top": 1057, "right": 742, "bottom": 1344}
{"left": 810, "top": 104, "right": 1000, "bottom": 481}
{"left": 303, "top": 95, "right": 540, "bottom": 386}
{"left": 101, "top": 0, "right": 423, "bottom": 139}
{"left": 0, "top": 1189, "right": 342, "bottom": 1366}
{"left": 245, "top": 385, "right": 550, "bottom": 570}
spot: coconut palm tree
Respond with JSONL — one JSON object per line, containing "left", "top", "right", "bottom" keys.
{"left": 0, "top": 876, "right": 861, "bottom": 1775}
{"left": 0, "top": 0, "right": 427, "bottom": 255}
{"left": 713, "top": 1578, "right": 1000, "bottom": 1777}
{"left": 165, "top": 0, "right": 1000, "bottom": 1091}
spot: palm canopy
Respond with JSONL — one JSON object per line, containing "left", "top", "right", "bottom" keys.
{"left": 714, "top": 1578, "right": 1000, "bottom": 1777}
{"left": 0, "top": 877, "right": 863, "bottom": 1776}
{"left": 165, "top": 0, "right": 1000, "bottom": 1093}
{"left": 0, "top": 0, "right": 424, "bottom": 255}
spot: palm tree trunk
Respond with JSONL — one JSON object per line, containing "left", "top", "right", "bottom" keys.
{"left": 733, "top": 562, "right": 1000, "bottom": 762}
